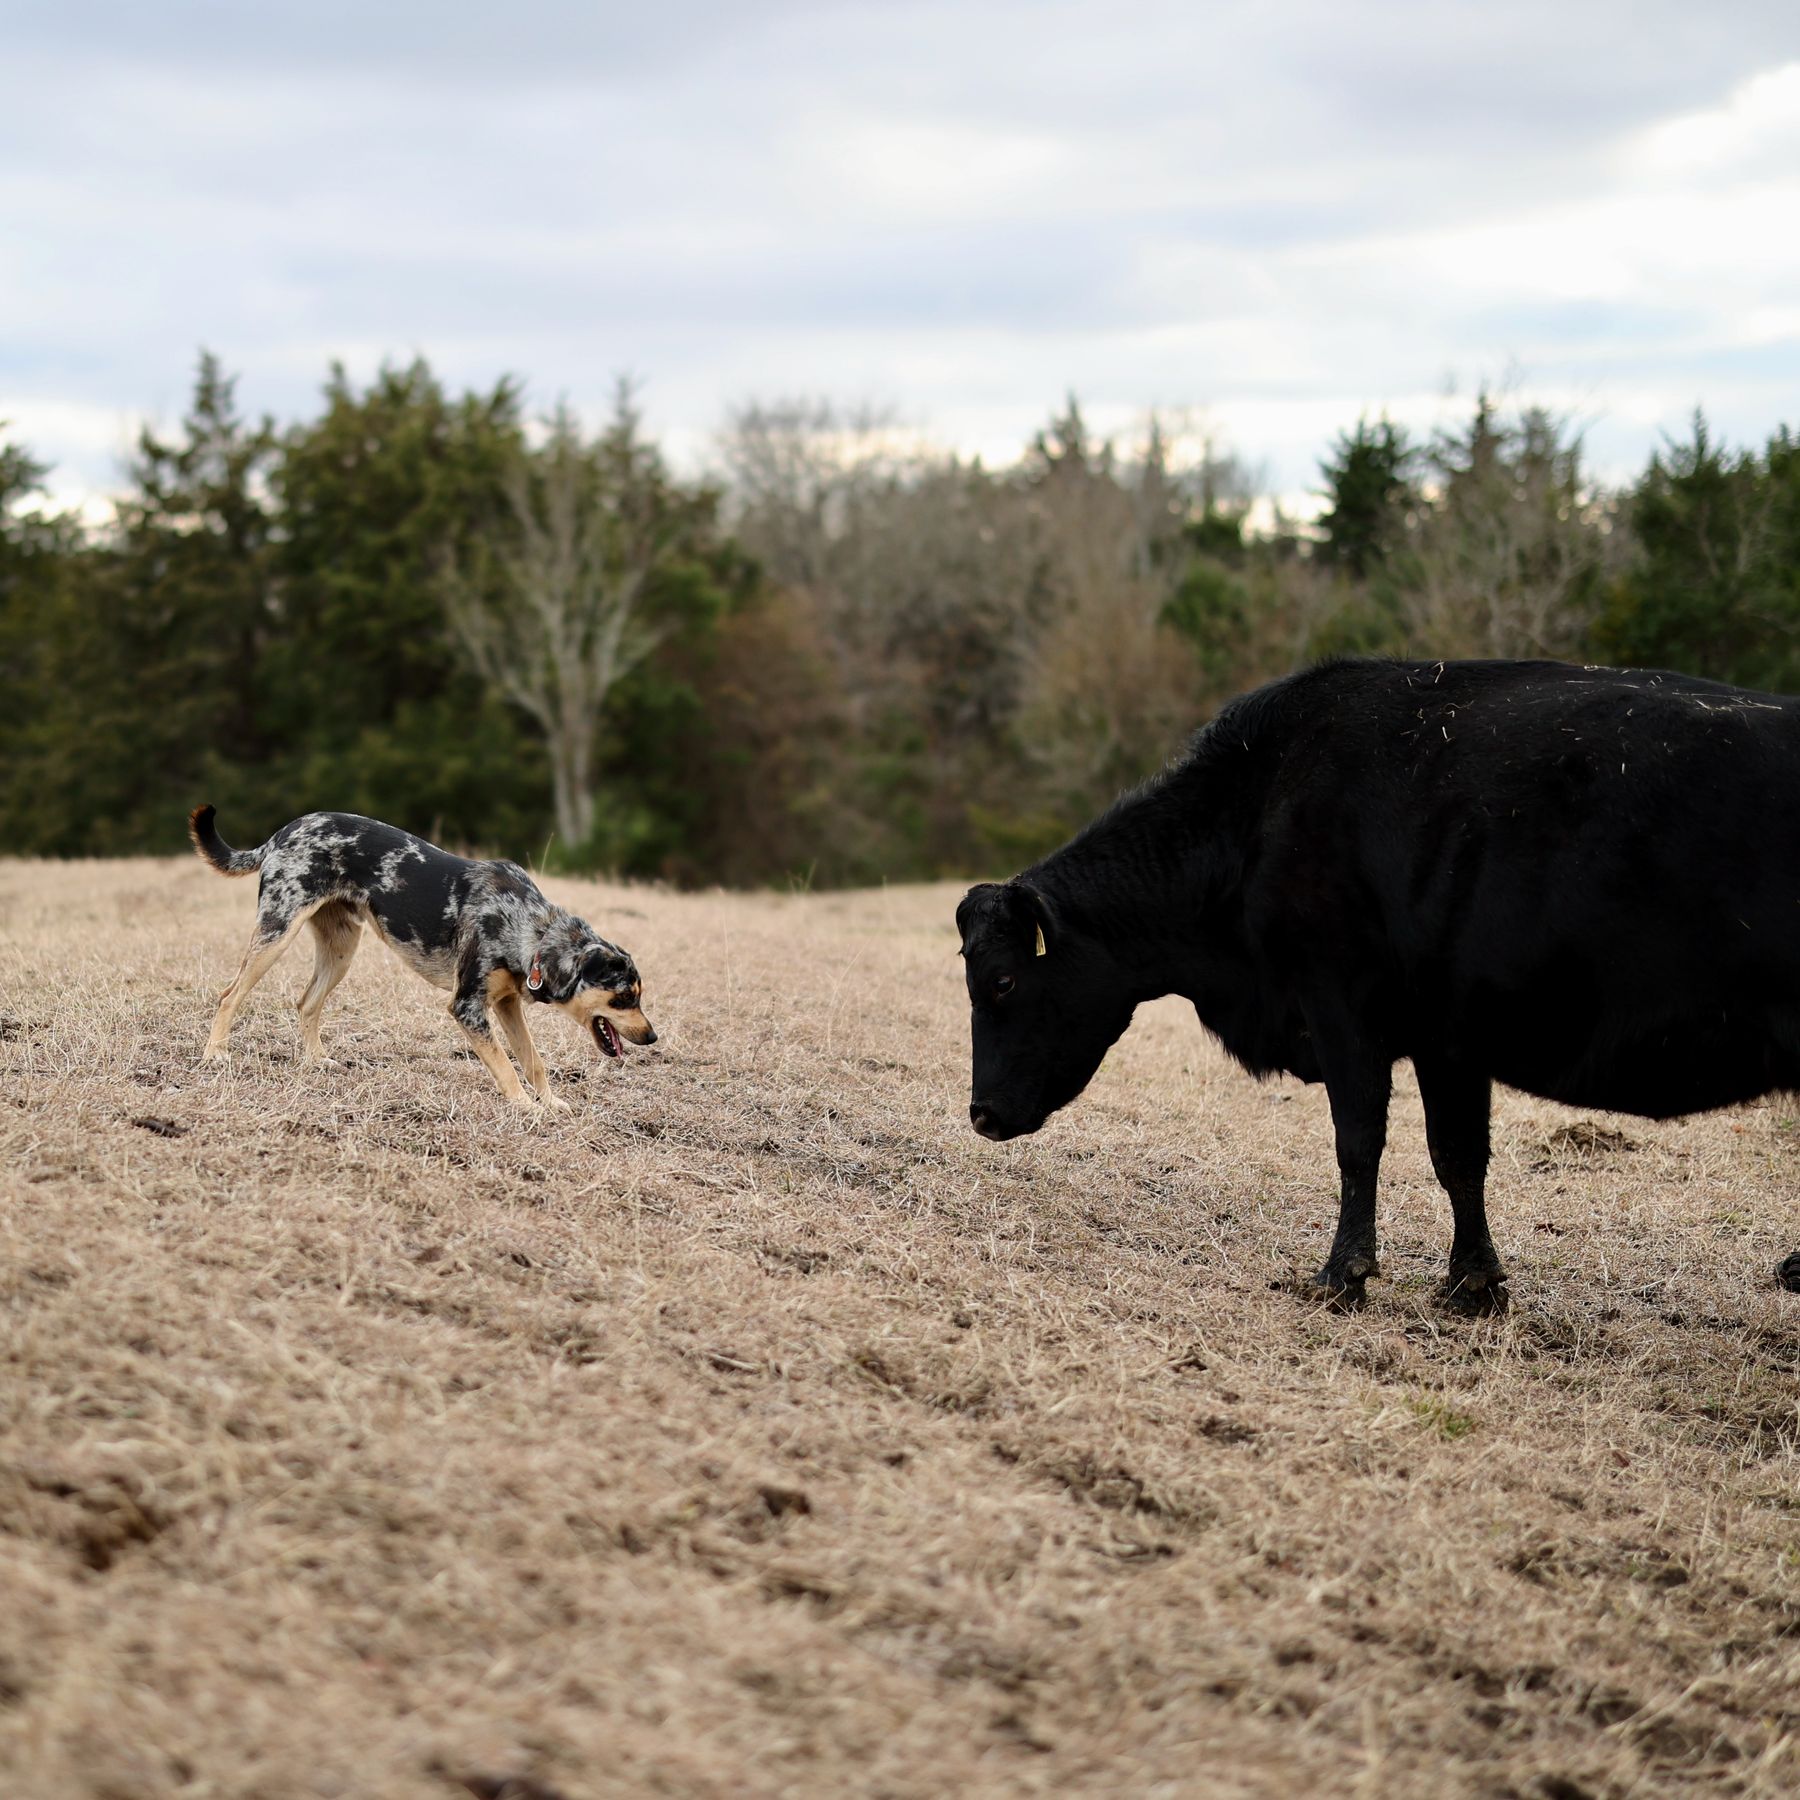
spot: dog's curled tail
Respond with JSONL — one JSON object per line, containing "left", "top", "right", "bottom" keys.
{"left": 188, "top": 804, "right": 264, "bottom": 877}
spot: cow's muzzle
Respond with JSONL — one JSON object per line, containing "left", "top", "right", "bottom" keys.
{"left": 970, "top": 1103, "right": 1022, "bottom": 1141}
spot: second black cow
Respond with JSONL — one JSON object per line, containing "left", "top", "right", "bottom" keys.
{"left": 957, "top": 657, "right": 1800, "bottom": 1310}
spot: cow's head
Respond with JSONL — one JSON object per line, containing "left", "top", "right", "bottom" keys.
{"left": 956, "top": 880, "right": 1135, "bottom": 1140}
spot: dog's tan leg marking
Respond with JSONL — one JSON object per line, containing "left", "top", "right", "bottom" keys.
{"left": 297, "top": 901, "right": 363, "bottom": 1063}
{"left": 452, "top": 1010, "right": 534, "bottom": 1108}
{"left": 204, "top": 912, "right": 312, "bottom": 1059}
{"left": 494, "top": 993, "right": 562, "bottom": 1107}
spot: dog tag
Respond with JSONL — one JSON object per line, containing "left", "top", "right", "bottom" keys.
{"left": 527, "top": 959, "right": 544, "bottom": 991}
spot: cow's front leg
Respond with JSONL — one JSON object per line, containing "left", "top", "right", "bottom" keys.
{"left": 1311, "top": 1047, "right": 1392, "bottom": 1308}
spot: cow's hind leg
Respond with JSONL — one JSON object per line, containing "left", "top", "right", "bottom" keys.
{"left": 296, "top": 901, "right": 363, "bottom": 1064}
{"left": 1415, "top": 1055, "right": 1507, "bottom": 1314}
{"left": 1309, "top": 1017, "right": 1393, "bottom": 1307}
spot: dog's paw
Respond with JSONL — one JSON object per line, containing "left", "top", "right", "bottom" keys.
{"left": 540, "top": 1093, "right": 573, "bottom": 1115}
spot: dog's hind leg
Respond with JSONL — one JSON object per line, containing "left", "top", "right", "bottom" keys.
{"left": 204, "top": 907, "right": 313, "bottom": 1060}
{"left": 494, "top": 992, "right": 564, "bottom": 1109}
{"left": 297, "top": 901, "right": 363, "bottom": 1064}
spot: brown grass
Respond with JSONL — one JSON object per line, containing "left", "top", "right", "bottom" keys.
{"left": 4, "top": 857, "right": 1800, "bottom": 1799}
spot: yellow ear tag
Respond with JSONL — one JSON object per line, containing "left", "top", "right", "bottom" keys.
{"left": 1034, "top": 923, "right": 1047, "bottom": 957}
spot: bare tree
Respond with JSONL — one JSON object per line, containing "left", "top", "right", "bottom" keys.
{"left": 1014, "top": 408, "right": 1212, "bottom": 804}
{"left": 1125, "top": 406, "right": 1257, "bottom": 567}
{"left": 444, "top": 384, "right": 706, "bottom": 849}
{"left": 1400, "top": 397, "right": 1619, "bottom": 659}
{"left": 716, "top": 398, "right": 912, "bottom": 590}
{"left": 718, "top": 397, "right": 1043, "bottom": 740}
{"left": 712, "top": 391, "right": 1254, "bottom": 866}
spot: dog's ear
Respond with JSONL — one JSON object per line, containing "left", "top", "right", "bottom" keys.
{"left": 580, "top": 947, "right": 616, "bottom": 989}
{"left": 580, "top": 943, "right": 636, "bottom": 993}
{"left": 524, "top": 937, "right": 580, "bottom": 1003}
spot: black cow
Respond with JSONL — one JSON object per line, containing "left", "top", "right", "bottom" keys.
{"left": 957, "top": 657, "right": 1800, "bottom": 1311}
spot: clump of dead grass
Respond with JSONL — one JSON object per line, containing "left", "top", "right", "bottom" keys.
{"left": 3, "top": 856, "right": 1800, "bottom": 1797}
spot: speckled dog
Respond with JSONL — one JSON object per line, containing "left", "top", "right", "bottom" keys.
{"left": 189, "top": 806, "right": 656, "bottom": 1108}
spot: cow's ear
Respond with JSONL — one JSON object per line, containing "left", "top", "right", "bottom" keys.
{"left": 1013, "top": 882, "right": 1056, "bottom": 957}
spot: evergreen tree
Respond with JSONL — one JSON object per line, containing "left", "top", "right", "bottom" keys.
{"left": 0, "top": 428, "right": 51, "bottom": 639}
{"left": 267, "top": 359, "right": 543, "bottom": 844}
{"left": 1598, "top": 417, "right": 1800, "bottom": 690}
{"left": 1317, "top": 416, "right": 1415, "bottom": 577}
{"left": 7, "top": 356, "right": 280, "bottom": 852}
{"left": 0, "top": 431, "right": 61, "bottom": 844}
{"left": 0, "top": 431, "right": 47, "bottom": 540}
{"left": 118, "top": 351, "right": 278, "bottom": 778}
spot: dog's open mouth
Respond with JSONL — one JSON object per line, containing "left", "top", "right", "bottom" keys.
{"left": 592, "top": 1017, "right": 623, "bottom": 1059}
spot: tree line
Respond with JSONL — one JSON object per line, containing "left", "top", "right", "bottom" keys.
{"left": 3, "top": 355, "right": 1797, "bottom": 885}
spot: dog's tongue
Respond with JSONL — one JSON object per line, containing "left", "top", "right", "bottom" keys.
{"left": 593, "top": 1018, "right": 622, "bottom": 1059}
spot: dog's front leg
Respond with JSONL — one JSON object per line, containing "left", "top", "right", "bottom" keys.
{"left": 449, "top": 990, "right": 535, "bottom": 1109}
{"left": 494, "top": 993, "right": 567, "bottom": 1110}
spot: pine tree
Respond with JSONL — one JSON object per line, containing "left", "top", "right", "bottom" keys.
{"left": 1316, "top": 416, "right": 1415, "bottom": 578}
{"left": 24, "top": 354, "right": 283, "bottom": 851}
{"left": 268, "top": 359, "right": 543, "bottom": 842}
{"left": 1599, "top": 417, "right": 1800, "bottom": 689}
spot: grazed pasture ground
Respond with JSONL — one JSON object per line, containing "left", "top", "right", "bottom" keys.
{"left": 4, "top": 857, "right": 1800, "bottom": 1799}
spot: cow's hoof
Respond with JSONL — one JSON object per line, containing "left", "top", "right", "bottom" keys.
{"left": 1439, "top": 1270, "right": 1509, "bottom": 1316}
{"left": 1775, "top": 1253, "right": 1800, "bottom": 1293}
{"left": 1302, "top": 1256, "right": 1377, "bottom": 1311}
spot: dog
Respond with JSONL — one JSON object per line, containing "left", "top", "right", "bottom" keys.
{"left": 189, "top": 806, "right": 655, "bottom": 1108}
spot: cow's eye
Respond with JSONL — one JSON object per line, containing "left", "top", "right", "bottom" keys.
{"left": 994, "top": 975, "right": 1015, "bottom": 1000}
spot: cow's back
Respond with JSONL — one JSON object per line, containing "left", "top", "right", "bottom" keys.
{"left": 1222, "top": 660, "right": 1800, "bottom": 1117}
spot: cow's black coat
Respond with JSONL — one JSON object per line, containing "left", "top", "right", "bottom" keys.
{"left": 957, "top": 658, "right": 1800, "bottom": 1307}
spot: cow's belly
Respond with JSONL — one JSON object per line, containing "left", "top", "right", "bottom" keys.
{"left": 1480, "top": 1007, "right": 1800, "bottom": 1120}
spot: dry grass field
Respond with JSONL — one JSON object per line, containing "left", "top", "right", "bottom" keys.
{"left": 5, "top": 857, "right": 1800, "bottom": 1798}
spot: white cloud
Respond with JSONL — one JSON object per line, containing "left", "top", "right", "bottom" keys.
{"left": 2, "top": 5, "right": 1797, "bottom": 507}
{"left": 807, "top": 115, "right": 1076, "bottom": 222}
{"left": 1636, "top": 59, "right": 1800, "bottom": 178}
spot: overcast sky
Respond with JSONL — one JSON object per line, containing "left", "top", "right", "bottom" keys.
{"left": 4, "top": 1, "right": 1797, "bottom": 513}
